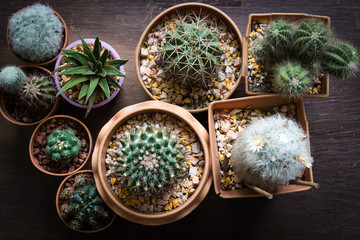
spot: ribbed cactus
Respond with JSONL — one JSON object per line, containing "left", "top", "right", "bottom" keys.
{"left": 0, "top": 66, "right": 26, "bottom": 94}
{"left": 322, "top": 42, "right": 359, "bottom": 78}
{"left": 294, "top": 19, "right": 329, "bottom": 61}
{"left": 114, "top": 124, "right": 186, "bottom": 196}
{"left": 45, "top": 129, "right": 81, "bottom": 163}
{"left": 162, "top": 16, "right": 222, "bottom": 88}
{"left": 19, "top": 74, "right": 56, "bottom": 112}
{"left": 231, "top": 115, "right": 313, "bottom": 192}
{"left": 274, "top": 62, "right": 311, "bottom": 97}
{"left": 251, "top": 38, "right": 268, "bottom": 60}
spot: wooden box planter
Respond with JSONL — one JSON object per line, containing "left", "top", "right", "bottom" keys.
{"left": 243, "top": 13, "right": 331, "bottom": 98}
{"left": 208, "top": 95, "right": 314, "bottom": 198}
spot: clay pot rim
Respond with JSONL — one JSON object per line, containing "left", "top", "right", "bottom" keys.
{"left": 54, "top": 38, "right": 125, "bottom": 109}
{"left": 134, "top": 2, "right": 243, "bottom": 114}
{"left": 0, "top": 65, "right": 59, "bottom": 126}
{"left": 29, "top": 114, "right": 93, "bottom": 177}
{"left": 6, "top": 6, "right": 69, "bottom": 66}
{"left": 208, "top": 95, "right": 314, "bottom": 198}
{"left": 92, "top": 100, "right": 212, "bottom": 225}
{"left": 55, "top": 170, "right": 116, "bottom": 233}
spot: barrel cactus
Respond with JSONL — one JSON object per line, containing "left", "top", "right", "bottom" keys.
{"left": 274, "top": 61, "right": 311, "bottom": 97}
{"left": 114, "top": 124, "right": 186, "bottom": 196}
{"left": 231, "top": 115, "right": 313, "bottom": 192}
{"left": 322, "top": 41, "right": 359, "bottom": 78}
{"left": 162, "top": 16, "right": 222, "bottom": 88}
{"left": 45, "top": 129, "right": 81, "bottom": 163}
{"left": 264, "top": 20, "right": 293, "bottom": 60}
{"left": 19, "top": 74, "right": 56, "bottom": 112}
{"left": 0, "top": 66, "right": 26, "bottom": 94}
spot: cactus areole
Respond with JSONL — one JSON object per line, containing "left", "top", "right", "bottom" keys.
{"left": 46, "top": 129, "right": 81, "bottom": 163}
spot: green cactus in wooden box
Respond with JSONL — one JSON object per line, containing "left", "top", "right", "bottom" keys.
{"left": 113, "top": 124, "right": 186, "bottom": 196}
{"left": 45, "top": 129, "right": 81, "bottom": 163}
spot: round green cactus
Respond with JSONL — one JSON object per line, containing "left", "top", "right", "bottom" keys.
{"left": 231, "top": 115, "right": 313, "bottom": 192}
{"left": 162, "top": 17, "right": 222, "bottom": 88}
{"left": 322, "top": 41, "right": 359, "bottom": 78}
{"left": 264, "top": 20, "right": 293, "bottom": 58}
{"left": 274, "top": 61, "right": 311, "bottom": 97}
{"left": 45, "top": 129, "right": 81, "bottom": 163}
{"left": 114, "top": 124, "right": 186, "bottom": 196}
{"left": 0, "top": 66, "right": 26, "bottom": 94}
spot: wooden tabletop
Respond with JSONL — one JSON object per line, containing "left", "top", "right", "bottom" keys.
{"left": 0, "top": 0, "right": 359, "bottom": 239}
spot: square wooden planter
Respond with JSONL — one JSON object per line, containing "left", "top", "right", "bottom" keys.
{"left": 243, "top": 13, "right": 331, "bottom": 98}
{"left": 208, "top": 95, "right": 314, "bottom": 198}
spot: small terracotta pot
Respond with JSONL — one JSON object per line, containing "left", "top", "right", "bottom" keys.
{"left": 208, "top": 95, "right": 314, "bottom": 198}
{"left": 29, "top": 115, "right": 93, "bottom": 176}
{"left": 56, "top": 170, "right": 116, "bottom": 233}
{"left": 243, "top": 13, "right": 330, "bottom": 98}
{"left": 0, "top": 65, "right": 59, "bottom": 126}
{"left": 54, "top": 38, "right": 125, "bottom": 110}
{"left": 6, "top": 8, "right": 69, "bottom": 66}
{"left": 135, "top": 3, "right": 244, "bottom": 113}
{"left": 92, "top": 101, "right": 212, "bottom": 225}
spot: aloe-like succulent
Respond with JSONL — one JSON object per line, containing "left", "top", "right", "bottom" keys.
{"left": 0, "top": 66, "right": 26, "bottom": 94}
{"left": 55, "top": 37, "right": 128, "bottom": 117}
{"left": 113, "top": 124, "right": 186, "bottom": 197}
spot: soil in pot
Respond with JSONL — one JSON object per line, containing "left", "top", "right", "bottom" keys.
{"left": 139, "top": 7, "right": 241, "bottom": 111}
{"left": 32, "top": 117, "right": 90, "bottom": 174}
{"left": 105, "top": 112, "right": 205, "bottom": 212}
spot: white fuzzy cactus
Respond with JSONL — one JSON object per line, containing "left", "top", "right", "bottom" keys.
{"left": 231, "top": 114, "right": 313, "bottom": 192}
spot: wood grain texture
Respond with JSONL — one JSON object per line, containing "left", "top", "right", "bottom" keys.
{"left": 0, "top": 0, "right": 359, "bottom": 239}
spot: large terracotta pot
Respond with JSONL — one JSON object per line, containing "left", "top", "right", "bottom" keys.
{"left": 135, "top": 3, "right": 244, "bottom": 113}
{"left": 92, "top": 101, "right": 212, "bottom": 225}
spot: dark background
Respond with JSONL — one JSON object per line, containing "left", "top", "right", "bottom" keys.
{"left": 0, "top": 0, "right": 359, "bottom": 239}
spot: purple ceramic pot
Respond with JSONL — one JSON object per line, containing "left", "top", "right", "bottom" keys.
{"left": 54, "top": 38, "right": 125, "bottom": 109}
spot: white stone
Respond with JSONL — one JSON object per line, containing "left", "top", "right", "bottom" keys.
{"left": 189, "top": 165, "right": 198, "bottom": 176}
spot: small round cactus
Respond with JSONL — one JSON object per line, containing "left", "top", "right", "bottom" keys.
{"left": 19, "top": 74, "right": 56, "bottom": 112}
{"left": 231, "top": 115, "right": 313, "bottom": 192}
{"left": 0, "top": 66, "right": 26, "bottom": 94}
{"left": 322, "top": 41, "right": 359, "bottom": 78}
{"left": 162, "top": 16, "right": 222, "bottom": 88}
{"left": 264, "top": 20, "right": 293, "bottom": 57}
{"left": 8, "top": 3, "right": 64, "bottom": 63}
{"left": 251, "top": 38, "right": 268, "bottom": 60}
{"left": 114, "top": 124, "right": 186, "bottom": 196}
{"left": 45, "top": 129, "right": 81, "bottom": 163}
{"left": 274, "top": 62, "right": 311, "bottom": 97}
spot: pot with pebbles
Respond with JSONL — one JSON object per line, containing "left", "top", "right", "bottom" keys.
{"left": 54, "top": 37, "right": 128, "bottom": 117}
{"left": 244, "top": 13, "right": 359, "bottom": 98}
{"left": 7, "top": 3, "right": 68, "bottom": 66}
{"left": 135, "top": 2, "right": 244, "bottom": 113}
{"left": 92, "top": 101, "right": 211, "bottom": 225}
{"left": 56, "top": 170, "right": 116, "bottom": 232}
{"left": 29, "top": 115, "right": 93, "bottom": 176}
{"left": 0, "top": 65, "right": 59, "bottom": 126}
{"left": 208, "top": 95, "right": 318, "bottom": 199}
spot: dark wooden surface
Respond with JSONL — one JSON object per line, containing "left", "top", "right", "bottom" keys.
{"left": 0, "top": 0, "right": 359, "bottom": 239}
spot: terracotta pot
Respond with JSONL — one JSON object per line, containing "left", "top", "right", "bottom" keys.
{"left": 208, "top": 95, "right": 314, "bottom": 198}
{"left": 92, "top": 101, "right": 212, "bottom": 225}
{"left": 135, "top": 3, "right": 244, "bottom": 113}
{"left": 6, "top": 8, "right": 69, "bottom": 66}
{"left": 29, "top": 115, "right": 93, "bottom": 176}
{"left": 54, "top": 38, "right": 125, "bottom": 110}
{"left": 0, "top": 65, "right": 59, "bottom": 126}
{"left": 56, "top": 170, "right": 116, "bottom": 233}
{"left": 243, "top": 13, "right": 330, "bottom": 97}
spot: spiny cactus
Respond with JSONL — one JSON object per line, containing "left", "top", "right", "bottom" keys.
{"left": 19, "top": 74, "right": 56, "bottom": 112}
{"left": 0, "top": 66, "right": 26, "bottom": 94}
{"left": 322, "top": 41, "right": 359, "bottom": 78}
{"left": 114, "top": 124, "right": 186, "bottom": 196}
{"left": 251, "top": 38, "right": 268, "bottom": 60}
{"left": 294, "top": 19, "right": 329, "bottom": 61}
{"left": 162, "top": 15, "right": 222, "bottom": 88}
{"left": 45, "top": 129, "right": 81, "bottom": 163}
{"left": 274, "top": 62, "right": 311, "bottom": 97}
{"left": 64, "top": 185, "right": 113, "bottom": 230}
{"left": 231, "top": 115, "right": 313, "bottom": 192}
{"left": 8, "top": 3, "right": 64, "bottom": 63}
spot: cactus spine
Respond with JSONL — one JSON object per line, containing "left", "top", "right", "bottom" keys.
{"left": 231, "top": 115, "right": 313, "bottom": 192}
{"left": 0, "top": 66, "right": 26, "bottom": 94}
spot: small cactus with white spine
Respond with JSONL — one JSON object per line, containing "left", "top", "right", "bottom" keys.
{"left": 0, "top": 66, "right": 26, "bottom": 94}
{"left": 231, "top": 115, "right": 313, "bottom": 192}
